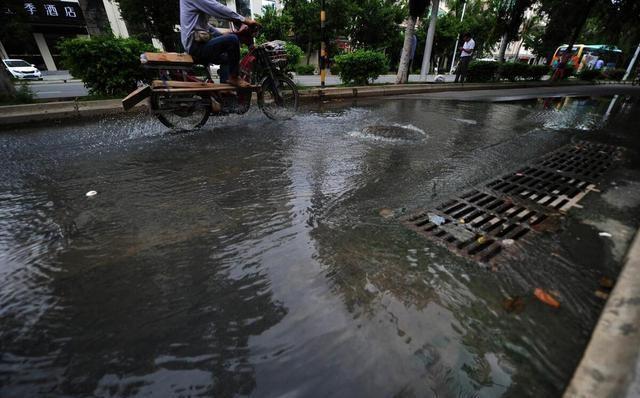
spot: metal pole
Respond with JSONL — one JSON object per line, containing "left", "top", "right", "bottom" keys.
{"left": 449, "top": 0, "right": 467, "bottom": 74}
{"left": 419, "top": 0, "right": 440, "bottom": 80}
{"left": 622, "top": 42, "right": 640, "bottom": 81}
{"left": 320, "top": 0, "right": 326, "bottom": 88}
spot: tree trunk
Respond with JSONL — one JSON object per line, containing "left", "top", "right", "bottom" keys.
{"left": 0, "top": 67, "right": 16, "bottom": 100}
{"left": 565, "top": 0, "right": 597, "bottom": 56}
{"left": 396, "top": 16, "right": 417, "bottom": 84}
{"left": 498, "top": 32, "right": 509, "bottom": 62}
{"left": 306, "top": 41, "right": 312, "bottom": 65}
{"left": 420, "top": 0, "right": 440, "bottom": 80}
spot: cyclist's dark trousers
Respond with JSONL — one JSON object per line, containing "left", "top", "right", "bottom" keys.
{"left": 190, "top": 34, "right": 240, "bottom": 82}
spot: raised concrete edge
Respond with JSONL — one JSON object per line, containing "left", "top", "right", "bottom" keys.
{"left": 0, "top": 81, "right": 591, "bottom": 128}
{"left": 564, "top": 229, "right": 640, "bottom": 398}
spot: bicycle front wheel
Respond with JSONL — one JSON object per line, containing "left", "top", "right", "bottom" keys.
{"left": 258, "top": 75, "right": 299, "bottom": 120}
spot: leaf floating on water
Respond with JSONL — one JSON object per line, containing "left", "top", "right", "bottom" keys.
{"left": 595, "top": 290, "right": 609, "bottom": 300}
{"left": 534, "top": 288, "right": 560, "bottom": 308}
{"left": 379, "top": 208, "right": 394, "bottom": 219}
{"left": 598, "top": 276, "right": 614, "bottom": 289}
{"left": 458, "top": 218, "right": 466, "bottom": 224}
{"left": 477, "top": 236, "right": 487, "bottom": 244}
{"left": 503, "top": 296, "right": 525, "bottom": 313}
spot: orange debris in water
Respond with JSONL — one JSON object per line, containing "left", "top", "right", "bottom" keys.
{"left": 534, "top": 288, "right": 560, "bottom": 308}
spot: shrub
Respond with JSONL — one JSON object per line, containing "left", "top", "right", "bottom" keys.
{"left": 498, "top": 62, "right": 529, "bottom": 81}
{"left": 295, "top": 64, "right": 315, "bottom": 75}
{"left": 577, "top": 69, "right": 603, "bottom": 81}
{"left": 284, "top": 42, "right": 303, "bottom": 68}
{"left": 14, "top": 82, "right": 35, "bottom": 103}
{"left": 467, "top": 61, "right": 499, "bottom": 82}
{"left": 528, "top": 64, "right": 550, "bottom": 80}
{"left": 334, "top": 50, "right": 388, "bottom": 85}
{"left": 604, "top": 68, "right": 625, "bottom": 81}
{"left": 58, "top": 35, "right": 154, "bottom": 96}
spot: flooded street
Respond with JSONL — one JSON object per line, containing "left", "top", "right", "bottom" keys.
{"left": 1, "top": 94, "right": 640, "bottom": 397}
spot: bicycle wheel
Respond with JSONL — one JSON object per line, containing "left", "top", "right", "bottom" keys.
{"left": 258, "top": 75, "right": 299, "bottom": 120}
{"left": 150, "top": 92, "right": 211, "bottom": 130}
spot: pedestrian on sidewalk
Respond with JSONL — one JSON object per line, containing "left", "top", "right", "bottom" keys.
{"left": 454, "top": 32, "right": 475, "bottom": 83}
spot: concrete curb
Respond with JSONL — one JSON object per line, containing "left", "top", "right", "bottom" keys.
{"left": 564, "top": 230, "right": 640, "bottom": 398}
{"left": 0, "top": 81, "right": 590, "bottom": 128}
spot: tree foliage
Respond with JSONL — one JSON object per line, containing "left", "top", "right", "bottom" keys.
{"left": 115, "top": 0, "right": 180, "bottom": 51}
{"left": 256, "top": 5, "right": 293, "bottom": 42}
{"left": 59, "top": 35, "right": 154, "bottom": 96}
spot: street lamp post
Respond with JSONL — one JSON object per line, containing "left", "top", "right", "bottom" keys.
{"left": 449, "top": 0, "right": 467, "bottom": 75}
{"left": 320, "top": 0, "right": 326, "bottom": 88}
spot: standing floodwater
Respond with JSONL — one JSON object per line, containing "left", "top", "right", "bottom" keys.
{"left": 1, "top": 96, "right": 639, "bottom": 397}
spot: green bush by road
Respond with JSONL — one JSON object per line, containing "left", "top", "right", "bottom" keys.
{"left": 468, "top": 61, "right": 551, "bottom": 82}
{"left": 59, "top": 35, "right": 154, "bottom": 96}
{"left": 334, "top": 50, "right": 388, "bottom": 85}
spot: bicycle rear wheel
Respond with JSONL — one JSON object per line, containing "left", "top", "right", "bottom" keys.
{"left": 150, "top": 92, "right": 211, "bottom": 130}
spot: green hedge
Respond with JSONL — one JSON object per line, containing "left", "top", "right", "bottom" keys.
{"left": 284, "top": 42, "right": 303, "bottom": 68}
{"left": 59, "top": 35, "right": 154, "bottom": 96}
{"left": 467, "top": 61, "right": 499, "bottom": 82}
{"left": 469, "top": 62, "right": 551, "bottom": 82}
{"left": 604, "top": 68, "right": 626, "bottom": 81}
{"left": 295, "top": 64, "right": 315, "bottom": 75}
{"left": 577, "top": 69, "right": 602, "bottom": 81}
{"left": 334, "top": 50, "right": 388, "bottom": 85}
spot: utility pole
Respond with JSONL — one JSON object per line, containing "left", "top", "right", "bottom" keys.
{"left": 320, "top": 0, "right": 327, "bottom": 88}
{"left": 419, "top": 0, "right": 440, "bottom": 80}
{"left": 449, "top": 0, "right": 467, "bottom": 74}
{"left": 623, "top": 42, "right": 640, "bottom": 81}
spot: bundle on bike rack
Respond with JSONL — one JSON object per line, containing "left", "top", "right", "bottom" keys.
{"left": 262, "top": 41, "right": 289, "bottom": 69}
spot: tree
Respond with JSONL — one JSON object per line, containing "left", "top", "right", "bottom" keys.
{"left": 396, "top": 0, "right": 430, "bottom": 83}
{"left": 115, "top": 0, "right": 180, "bottom": 51}
{"left": 348, "top": 0, "right": 404, "bottom": 51}
{"left": 256, "top": 5, "right": 293, "bottom": 42}
{"left": 493, "top": 0, "right": 535, "bottom": 62}
{"left": 283, "top": 0, "right": 353, "bottom": 64}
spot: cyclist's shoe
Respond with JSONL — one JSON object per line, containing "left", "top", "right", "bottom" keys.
{"left": 227, "top": 77, "right": 252, "bottom": 89}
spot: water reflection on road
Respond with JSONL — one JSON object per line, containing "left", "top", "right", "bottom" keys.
{"left": 1, "top": 95, "right": 638, "bottom": 397}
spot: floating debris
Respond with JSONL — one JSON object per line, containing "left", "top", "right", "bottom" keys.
{"left": 503, "top": 296, "right": 525, "bottom": 313}
{"left": 595, "top": 290, "right": 609, "bottom": 300}
{"left": 534, "top": 288, "right": 560, "bottom": 308}
{"left": 379, "top": 208, "right": 395, "bottom": 219}
{"left": 86, "top": 190, "right": 98, "bottom": 197}
{"left": 598, "top": 276, "right": 614, "bottom": 289}
{"left": 428, "top": 213, "right": 445, "bottom": 226}
{"left": 502, "top": 239, "right": 515, "bottom": 246}
{"left": 598, "top": 232, "right": 612, "bottom": 238}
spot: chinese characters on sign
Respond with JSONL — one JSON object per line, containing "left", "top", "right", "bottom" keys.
{"left": 24, "top": 2, "right": 37, "bottom": 15}
{"left": 16, "top": 1, "right": 78, "bottom": 18}
{"left": 44, "top": 4, "right": 58, "bottom": 17}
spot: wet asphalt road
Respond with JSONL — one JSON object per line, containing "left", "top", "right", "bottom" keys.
{"left": 1, "top": 91, "right": 640, "bottom": 397}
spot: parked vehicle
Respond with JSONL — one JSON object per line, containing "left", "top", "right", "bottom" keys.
{"left": 122, "top": 24, "right": 299, "bottom": 130}
{"left": 2, "top": 59, "right": 43, "bottom": 80}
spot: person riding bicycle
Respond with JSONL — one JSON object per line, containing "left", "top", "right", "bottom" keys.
{"left": 180, "top": 0, "right": 258, "bottom": 88}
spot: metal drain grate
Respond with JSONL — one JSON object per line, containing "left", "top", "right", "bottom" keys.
{"left": 538, "top": 141, "right": 620, "bottom": 182}
{"left": 404, "top": 190, "right": 549, "bottom": 263}
{"left": 404, "top": 140, "right": 622, "bottom": 263}
{"left": 487, "top": 166, "right": 594, "bottom": 212}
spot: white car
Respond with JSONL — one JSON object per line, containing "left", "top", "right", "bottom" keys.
{"left": 2, "top": 59, "right": 43, "bottom": 80}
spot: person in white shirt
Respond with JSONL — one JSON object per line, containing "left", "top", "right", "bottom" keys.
{"left": 455, "top": 33, "right": 475, "bottom": 83}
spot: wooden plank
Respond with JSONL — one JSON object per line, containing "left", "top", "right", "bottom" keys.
{"left": 122, "top": 85, "right": 151, "bottom": 110}
{"left": 151, "top": 80, "right": 222, "bottom": 89}
{"left": 151, "top": 86, "right": 259, "bottom": 94}
{"left": 143, "top": 52, "right": 194, "bottom": 65}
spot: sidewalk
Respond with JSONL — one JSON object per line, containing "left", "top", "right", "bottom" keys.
{"left": 0, "top": 80, "right": 622, "bottom": 127}
{"left": 564, "top": 229, "right": 640, "bottom": 398}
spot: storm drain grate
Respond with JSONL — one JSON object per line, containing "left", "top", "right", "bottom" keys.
{"left": 538, "top": 141, "right": 621, "bottom": 182}
{"left": 486, "top": 166, "right": 594, "bottom": 212}
{"left": 404, "top": 190, "right": 549, "bottom": 263}
{"left": 404, "top": 140, "right": 622, "bottom": 264}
